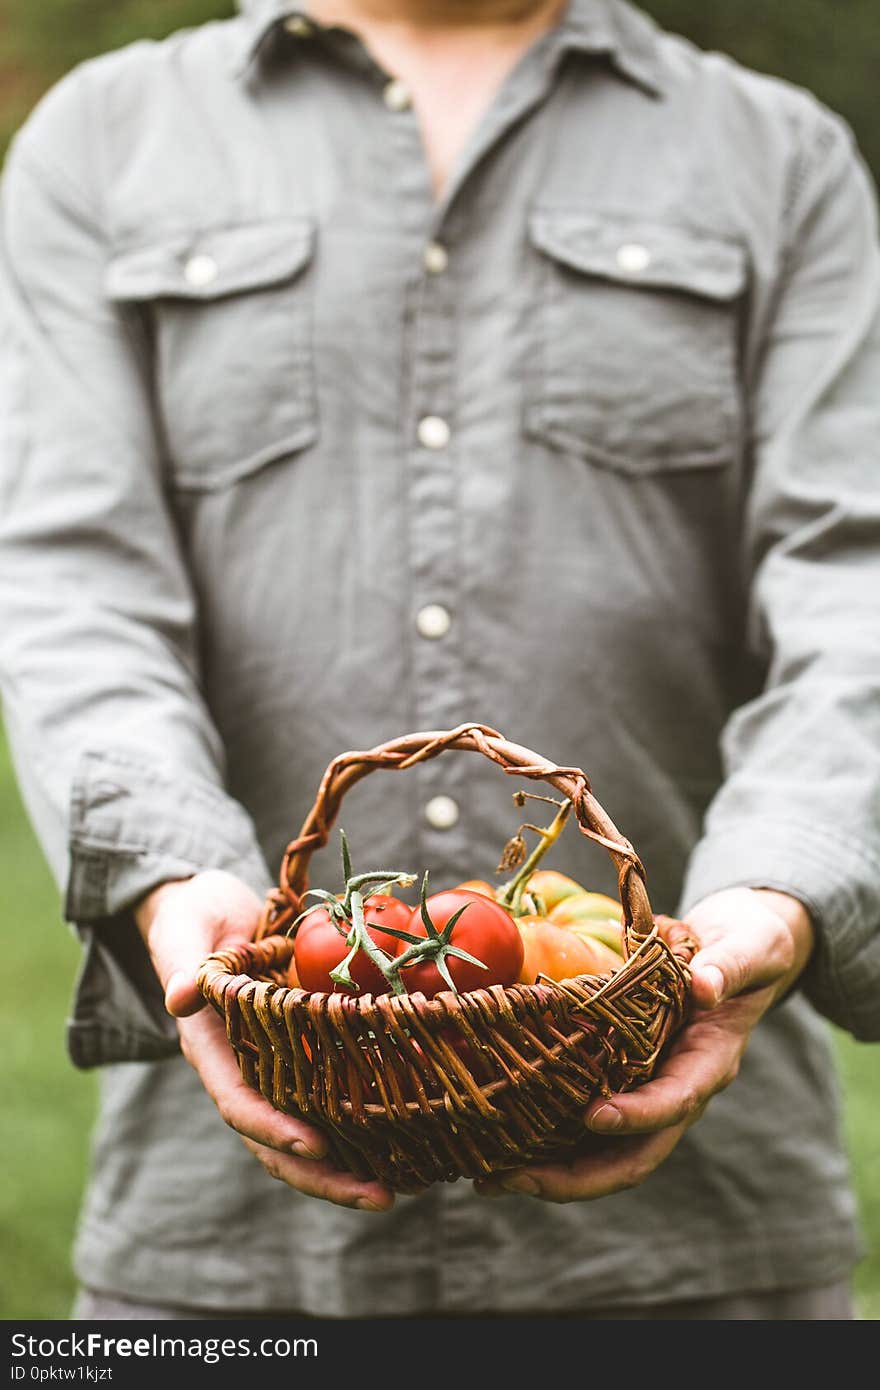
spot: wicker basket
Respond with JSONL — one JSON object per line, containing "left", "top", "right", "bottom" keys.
{"left": 197, "top": 723, "right": 696, "bottom": 1190}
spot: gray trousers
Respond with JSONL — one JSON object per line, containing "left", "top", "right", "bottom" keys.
{"left": 73, "top": 1281, "right": 856, "bottom": 1321}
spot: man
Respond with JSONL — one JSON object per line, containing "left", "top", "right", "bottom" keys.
{"left": 1, "top": 0, "right": 878, "bottom": 1319}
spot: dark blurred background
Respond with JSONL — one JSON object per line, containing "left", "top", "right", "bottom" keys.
{"left": 0, "top": 0, "right": 877, "bottom": 1321}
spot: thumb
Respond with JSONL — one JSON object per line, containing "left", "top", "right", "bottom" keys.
{"left": 141, "top": 872, "right": 264, "bottom": 1018}
{"left": 686, "top": 897, "right": 797, "bottom": 1011}
{"left": 163, "top": 958, "right": 211, "bottom": 1020}
{"left": 689, "top": 955, "right": 731, "bottom": 1010}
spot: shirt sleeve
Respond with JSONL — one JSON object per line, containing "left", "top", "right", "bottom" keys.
{"left": 0, "top": 75, "right": 272, "bottom": 1067}
{"left": 678, "top": 111, "right": 880, "bottom": 1041}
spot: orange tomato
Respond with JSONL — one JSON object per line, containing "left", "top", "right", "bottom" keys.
{"left": 524, "top": 870, "right": 585, "bottom": 914}
{"left": 515, "top": 916, "right": 621, "bottom": 985}
{"left": 549, "top": 892, "right": 624, "bottom": 955}
{"left": 565, "top": 919, "right": 624, "bottom": 956}
{"left": 549, "top": 890, "right": 623, "bottom": 923}
{"left": 454, "top": 879, "right": 499, "bottom": 899}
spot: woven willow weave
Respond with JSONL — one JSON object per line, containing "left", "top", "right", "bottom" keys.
{"left": 197, "top": 724, "right": 696, "bottom": 1189}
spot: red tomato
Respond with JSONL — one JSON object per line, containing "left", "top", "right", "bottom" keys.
{"left": 293, "top": 893, "right": 411, "bottom": 995}
{"left": 399, "top": 890, "right": 524, "bottom": 998}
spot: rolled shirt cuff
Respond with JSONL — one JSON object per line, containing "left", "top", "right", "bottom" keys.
{"left": 63, "top": 748, "right": 273, "bottom": 1068}
{"left": 678, "top": 816, "right": 880, "bottom": 1041}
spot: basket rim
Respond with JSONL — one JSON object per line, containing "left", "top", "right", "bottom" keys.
{"left": 255, "top": 722, "right": 662, "bottom": 952}
{"left": 197, "top": 916, "right": 695, "bottom": 1021}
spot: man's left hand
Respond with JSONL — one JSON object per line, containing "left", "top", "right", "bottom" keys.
{"left": 473, "top": 887, "right": 815, "bottom": 1203}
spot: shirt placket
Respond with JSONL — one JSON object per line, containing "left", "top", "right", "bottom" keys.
{"left": 400, "top": 39, "right": 578, "bottom": 896}
{"left": 407, "top": 261, "right": 504, "bottom": 1309}
{"left": 400, "top": 51, "right": 579, "bottom": 1317}
{"left": 405, "top": 246, "right": 473, "bottom": 883}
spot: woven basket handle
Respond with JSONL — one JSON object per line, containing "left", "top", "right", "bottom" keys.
{"left": 257, "top": 722, "right": 657, "bottom": 952}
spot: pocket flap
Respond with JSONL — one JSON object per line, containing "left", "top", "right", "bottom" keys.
{"left": 105, "top": 219, "right": 315, "bottom": 302}
{"left": 529, "top": 210, "right": 747, "bottom": 301}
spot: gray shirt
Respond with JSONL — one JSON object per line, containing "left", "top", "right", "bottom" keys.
{"left": 0, "top": 0, "right": 876, "bottom": 1314}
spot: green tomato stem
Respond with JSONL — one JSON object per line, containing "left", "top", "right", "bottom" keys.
{"left": 340, "top": 870, "right": 416, "bottom": 915}
{"left": 329, "top": 889, "right": 408, "bottom": 996}
{"left": 496, "top": 798, "right": 573, "bottom": 914}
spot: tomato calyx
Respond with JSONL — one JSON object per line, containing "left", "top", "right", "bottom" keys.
{"left": 291, "top": 829, "right": 418, "bottom": 995}
{"left": 385, "top": 872, "right": 490, "bottom": 995}
{"left": 290, "top": 832, "right": 492, "bottom": 997}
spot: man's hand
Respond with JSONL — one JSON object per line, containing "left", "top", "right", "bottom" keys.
{"left": 135, "top": 870, "right": 395, "bottom": 1213}
{"left": 474, "top": 886, "right": 815, "bottom": 1203}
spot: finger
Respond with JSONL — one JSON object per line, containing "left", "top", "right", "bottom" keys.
{"left": 475, "top": 1122, "right": 689, "bottom": 1204}
{"left": 179, "top": 1009, "right": 329, "bottom": 1158}
{"left": 583, "top": 1022, "right": 742, "bottom": 1135}
{"left": 240, "top": 1137, "right": 395, "bottom": 1212}
{"left": 148, "top": 878, "right": 262, "bottom": 1017}
{"left": 163, "top": 968, "right": 209, "bottom": 1019}
{"left": 686, "top": 907, "right": 795, "bottom": 1011}
{"left": 148, "top": 913, "right": 222, "bottom": 1016}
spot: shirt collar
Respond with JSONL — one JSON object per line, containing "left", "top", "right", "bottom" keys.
{"left": 233, "top": 0, "right": 665, "bottom": 96}
{"left": 561, "top": 1, "right": 665, "bottom": 96}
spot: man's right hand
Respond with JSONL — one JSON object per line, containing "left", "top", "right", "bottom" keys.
{"left": 134, "top": 870, "right": 395, "bottom": 1213}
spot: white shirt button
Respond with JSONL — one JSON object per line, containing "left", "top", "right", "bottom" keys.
{"left": 283, "top": 15, "right": 313, "bottom": 37}
{"left": 615, "top": 243, "right": 652, "bottom": 275}
{"left": 183, "top": 254, "right": 219, "bottom": 289}
{"left": 383, "top": 79, "right": 412, "bottom": 112}
{"left": 425, "top": 795, "right": 460, "bottom": 830}
{"left": 417, "top": 415, "right": 451, "bottom": 450}
{"left": 424, "top": 242, "right": 449, "bottom": 275}
{"left": 416, "top": 604, "right": 452, "bottom": 639}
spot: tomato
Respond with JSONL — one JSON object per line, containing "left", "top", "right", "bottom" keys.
{"left": 524, "top": 870, "right": 586, "bottom": 914}
{"left": 564, "top": 919, "right": 624, "bottom": 957}
{"left": 549, "top": 890, "right": 623, "bottom": 924}
{"left": 454, "top": 879, "right": 499, "bottom": 900}
{"left": 515, "top": 916, "right": 621, "bottom": 985}
{"left": 293, "top": 893, "right": 412, "bottom": 995}
{"left": 549, "top": 891, "right": 624, "bottom": 955}
{"left": 399, "top": 890, "right": 525, "bottom": 998}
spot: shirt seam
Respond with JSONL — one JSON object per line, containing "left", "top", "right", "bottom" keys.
{"left": 9, "top": 145, "right": 104, "bottom": 243}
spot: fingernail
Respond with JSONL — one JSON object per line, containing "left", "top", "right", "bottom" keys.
{"left": 164, "top": 971, "right": 188, "bottom": 1004}
{"left": 356, "top": 1198, "right": 387, "bottom": 1212}
{"left": 500, "top": 1174, "right": 540, "bottom": 1196}
{"left": 701, "top": 965, "right": 725, "bottom": 1005}
{"left": 290, "top": 1139, "right": 324, "bottom": 1159}
{"left": 589, "top": 1103, "right": 623, "bottom": 1133}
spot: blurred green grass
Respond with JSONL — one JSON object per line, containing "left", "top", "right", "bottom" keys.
{"left": 1, "top": 729, "right": 877, "bottom": 1320}
{"left": 1, "top": 732, "right": 97, "bottom": 1321}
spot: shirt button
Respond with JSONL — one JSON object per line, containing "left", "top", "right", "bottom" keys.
{"left": 183, "top": 254, "right": 219, "bottom": 289}
{"left": 425, "top": 795, "right": 460, "bottom": 831}
{"left": 424, "top": 242, "right": 449, "bottom": 275}
{"left": 417, "top": 415, "right": 451, "bottom": 450}
{"left": 615, "top": 243, "right": 652, "bottom": 275}
{"left": 383, "top": 78, "right": 412, "bottom": 112}
{"left": 283, "top": 15, "right": 313, "bottom": 37}
{"left": 416, "top": 604, "right": 452, "bottom": 639}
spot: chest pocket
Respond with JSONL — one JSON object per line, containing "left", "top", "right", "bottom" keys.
{"left": 105, "top": 220, "right": 317, "bottom": 491}
{"left": 525, "top": 211, "right": 748, "bottom": 475}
